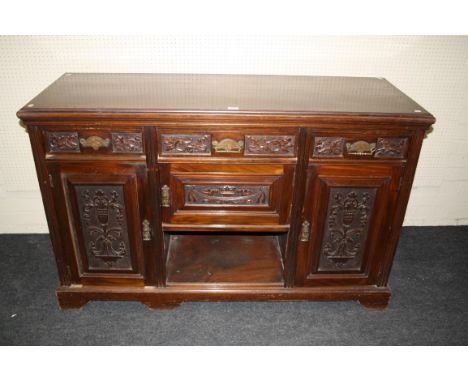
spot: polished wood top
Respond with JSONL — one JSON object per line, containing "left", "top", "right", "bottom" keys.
{"left": 18, "top": 73, "right": 433, "bottom": 119}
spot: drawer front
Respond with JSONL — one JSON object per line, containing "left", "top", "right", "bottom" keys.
{"left": 312, "top": 135, "right": 409, "bottom": 159}
{"left": 43, "top": 128, "right": 145, "bottom": 157}
{"left": 158, "top": 128, "right": 298, "bottom": 159}
{"left": 159, "top": 164, "right": 294, "bottom": 226}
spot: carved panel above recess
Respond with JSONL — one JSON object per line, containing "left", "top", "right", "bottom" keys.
{"left": 318, "top": 187, "right": 376, "bottom": 272}
{"left": 184, "top": 184, "right": 270, "bottom": 206}
{"left": 245, "top": 135, "right": 296, "bottom": 156}
{"left": 112, "top": 133, "right": 143, "bottom": 153}
{"left": 313, "top": 137, "right": 344, "bottom": 157}
{"left": 160, "top": 134, "right": 211, "bottom": 155}
{"left": 375, "top": 137, "right": 408, "bottom": 158}
{"left": 47, "top": 132, "right": 80, "bottom": 153}
{"left": 75, "top": 185, "right": 133, "bottom": 271}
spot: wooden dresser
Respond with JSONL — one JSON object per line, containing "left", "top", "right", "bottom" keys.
{"left": 17, "top": 73, "right": 435, "bottom": 310}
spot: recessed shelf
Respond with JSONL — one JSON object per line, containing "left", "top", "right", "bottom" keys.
{"left": 166, "top": 233, "right": 285, "bottom": 286}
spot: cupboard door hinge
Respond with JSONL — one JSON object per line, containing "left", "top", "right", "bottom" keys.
{"left": 142, "top": 219, "right": 152, "bottom": 241}
{"left": 299, "top": 220, "right": 311, "bottom": 242}
{"left": 48, "top": 174, "right": 54, "bottom": 188}
{"left": 161, "top": 185, "right": 171, "bottom": 207}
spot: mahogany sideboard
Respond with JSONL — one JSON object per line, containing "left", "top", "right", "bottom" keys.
{"left": 17, "top": 73, "right": 435, "bottom": 310}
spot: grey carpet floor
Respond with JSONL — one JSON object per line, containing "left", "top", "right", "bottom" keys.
{"left": 0, "top": 226, "right": 467, "bottom": 345}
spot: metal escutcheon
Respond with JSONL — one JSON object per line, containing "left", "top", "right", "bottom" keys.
{"left": 161, "top": 185, "right": 171, "bottom": 207}
{"left": 142, "top": 219, "right": 151, "bottom": 241}
{"left": 299, "top": 220, "right": 310, "bottom": 242}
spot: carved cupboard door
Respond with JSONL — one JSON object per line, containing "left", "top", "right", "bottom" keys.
{"left": 295, "top": 164, "right": 404, "bottom": 286}
{"left": 47, "top": 162, "right": 151, "bottom": 286}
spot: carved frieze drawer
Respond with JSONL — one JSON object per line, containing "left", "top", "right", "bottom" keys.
{"left": 159, "top": 132, "right": 298, "bottom": 158}
{"left": 45, "top": 130, "right": 144, "bottom": 156}
{"left": 312, "top": 136, "right": 408, "bottom": 159}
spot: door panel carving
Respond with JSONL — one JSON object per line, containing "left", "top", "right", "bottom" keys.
{"left": 318, "top": 187, "right": 376, "bottom": 271}
{"left": 76, "top": 185, "right": 132, "bottom": 271}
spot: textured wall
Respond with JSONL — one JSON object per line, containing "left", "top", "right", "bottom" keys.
{"left": 0, "top": 35, "right": 467, "bottom": 232}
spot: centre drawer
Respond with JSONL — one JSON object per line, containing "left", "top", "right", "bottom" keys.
{"left": 159, "top": 163, "right": 294, "bottom": 227}
{"left": 157, "top": 128, "right": 298, "bottom": 159}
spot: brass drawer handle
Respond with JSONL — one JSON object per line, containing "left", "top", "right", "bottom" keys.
{"left": 346, "top": 140, "right": 376, "bottom": 156}
{"left": 299, "top": 220, "right": 310, "bottom": 242}
{"left": 161, "top": 185, "right": 171, "bottom": 207}
{"left": 212, "top": 138, "right": 244, "bottom": 153}
{"left": 142, "top": 219, "right": 151, "bottom": 241}
{"left": 79, "top": 136, "right": 110, "bottom": 151}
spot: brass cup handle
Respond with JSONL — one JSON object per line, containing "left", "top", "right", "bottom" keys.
{"left": 212, "top": 138, "right": 244, "bottom": 153}
{"left": 346, "top": 140, "right": 376, "bottom": 156}
{"left": 79, "top": 136, "right": 110, "bottom": 151}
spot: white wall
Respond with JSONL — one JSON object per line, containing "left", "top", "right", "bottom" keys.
{"left": 1, "top": 35, "right": 467, "bottom": 232}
